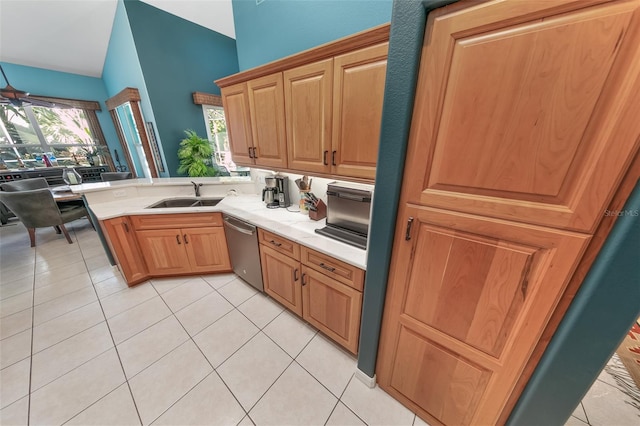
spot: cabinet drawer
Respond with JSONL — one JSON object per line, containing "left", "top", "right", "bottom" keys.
{"left": 301, "top": 246, "right": 364, "bottom": 291}
{"left": 258, "top": 229, "right": 300, "bottom": 260}
{"left": 131, "top": 212, "right": 223, "bottom": 230}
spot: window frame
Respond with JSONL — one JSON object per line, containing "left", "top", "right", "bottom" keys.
{"left": 0, "top": 96, "right": 114, "bottom": 170}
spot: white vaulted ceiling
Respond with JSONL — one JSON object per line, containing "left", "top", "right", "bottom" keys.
{"left": 0, "top": 0, "right": 235, "bottom": 78}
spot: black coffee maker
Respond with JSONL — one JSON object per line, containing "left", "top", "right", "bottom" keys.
{"left": 275, "top": 176, "right": 290, "bottom": 208}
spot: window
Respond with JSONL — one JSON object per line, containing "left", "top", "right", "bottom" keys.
{"left": 202, "top": 104, "right": 235, "bottom": 172}
{"left": 0, "top": 102, "right": 109, "bottom": 169}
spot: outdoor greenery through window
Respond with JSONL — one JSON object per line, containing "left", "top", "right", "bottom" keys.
{"left": 203, "top": 105, "right": 235, "bottom": 174}
{"left": 0, "top": 103, "right": 107, "bottom": 169}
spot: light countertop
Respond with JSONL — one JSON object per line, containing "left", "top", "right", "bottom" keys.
{"left": 76, "top": 179, "right": 367, "bottom": 269}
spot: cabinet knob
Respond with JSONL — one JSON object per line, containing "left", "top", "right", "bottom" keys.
{"left": 294, "top": 268, "right": 299, "bottom": 281}
{"left": 301, "top": 273, "right": 307, "bottom": 286}
{"left": 332, "top": 150, "right": 337, "bottom": 166}
{"left": 176, "top": 235, "right": 181, "bottom": 245}
{"left": 183, "top": 234, "right": 189, "bottom": 244}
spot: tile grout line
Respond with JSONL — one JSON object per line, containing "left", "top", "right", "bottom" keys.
{"left": 26, "top": 239, "right": 37, "bottom": 426}
{"left": 151, "top": 283, "right": 252, "bottom": 422}
{"left": 73, "top": 226, "right": 145, "bottom": 426}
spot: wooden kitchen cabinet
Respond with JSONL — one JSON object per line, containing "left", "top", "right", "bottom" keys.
{"left": 137, "top": 227, "right": 231, "bottom": 276}
{"left": 247, "top": 73, "right": 288, "bottom": 169}
{"left": 136, "top": 229, "right": 192, "bottom": 276}
{"left": 132, "top": 213, "right": 231, "bottom": 278}
{"left": 260, "top": 244, "right": 303, "bottom": 316}
{"left": 216, "top": 25, "right": 390, "bottom": 181}
{"left": 258, "top": 230, "right": 365, "bottom": 353}
{"left": 284, "top": 59, "right": 333, "bottom": 174}
{"left": 220, "top": 82, "right": 253, "bottom": 166}
{"left": 302, "top": 266, "right": 363, "bottom": 354}
{"left": 101, "top": 216, "right": 148, "bottom": 285}
{"left": 332, "top": 42, "right": 388, "bottom": 180}
{"left": 376, "top": 0, "right": 640, "bottom": 424}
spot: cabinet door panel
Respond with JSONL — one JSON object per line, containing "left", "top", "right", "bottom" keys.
{"left": 248, "top": 73, "right": 288, "bottom": 169}
{"left": 221, "top": 82, "right": 253, "bottom": 166}
{"left": 332, "top": 43, "right": 388, "bottom": 179}
{"left": 102, "top": 217, "right": 148, "bottom": 285}
{"left": 284, "top": 59, "right": 333, "bottom": 174}
{"left": 260, "top": 244, "right": 302, "bottom": 316}
{"left": 136, "top": 229, "right": 191, "bottom": 276}
{"left": 302, "top": 266, "right": 362, "bottom": 354}
{"left": 403, "top": 0, "right": 640, "bottom": 232}
{"left": 378, "top": 205, "right": 589, "bottom": 425}
{"left": 184, "top": 227, "right": 232, "bottom": 273}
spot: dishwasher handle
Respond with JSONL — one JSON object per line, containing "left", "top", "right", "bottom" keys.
{"left": 223, "top": 216, "right": 256, "bottom": 236}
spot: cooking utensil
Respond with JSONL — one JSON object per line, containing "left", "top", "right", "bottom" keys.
{"left": 295, "top": 178, "right": 302, "bottom": 190}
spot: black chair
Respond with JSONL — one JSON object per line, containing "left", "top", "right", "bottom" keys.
{"left": 101, "top": 172, "right": 132, "bottom": 182}
{"left": 0, "top": 188, "right": 91, "bottom": 247}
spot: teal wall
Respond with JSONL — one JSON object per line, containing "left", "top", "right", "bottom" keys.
{"left": 360, "top": 1, "right": 640, "bottom": 425}
{"left": 232, "top": 0, "right": 393, "bottom": 70}
{"left": 102, "top": 0, "right": 160, "bottom": 176}
{"left": 124, "top": 0, "right": 239, "bottom": 177}
{"left": 0, "top": 62, "right": 120, "bottom": 160}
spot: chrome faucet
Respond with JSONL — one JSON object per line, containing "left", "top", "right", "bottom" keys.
{"left": 191, "top": 181, "right": 203, "bottom": 197}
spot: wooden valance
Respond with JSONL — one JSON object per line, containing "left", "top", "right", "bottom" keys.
{"left": 29, "top": 96, "right": 101, "bottom": 111}
{"left": 106, "top": 87, "right": 141, "bottom": 110}
{"left": 192, "top": 92, "right": 222, "bottom": 106}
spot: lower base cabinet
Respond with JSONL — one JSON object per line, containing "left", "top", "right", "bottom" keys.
{"left": 258, "top": 228, "right": 364, "bottom": 354}
{"left": 302, "top": 266, "right": 363, "bottom": 354}
{"left": 137, "top": 227, "right": 231, "bottom": 276}
{"left": 102, "top": 212, "right": 232, "bottom": 285}
{"left": 101, "top": 216, "right": 148, "bottom": 285}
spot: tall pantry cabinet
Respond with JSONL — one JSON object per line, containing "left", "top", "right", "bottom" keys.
{"left": 376, "top": 0, "right": 640, "bottom": 425}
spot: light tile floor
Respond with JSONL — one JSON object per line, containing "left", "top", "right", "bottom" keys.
{"left": 1, "top": 218, "right": 638, "bottom": 425}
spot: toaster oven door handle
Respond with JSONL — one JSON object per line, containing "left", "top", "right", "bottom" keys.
{"left": 326, "top": 191, "right": 371, "bottom": 202}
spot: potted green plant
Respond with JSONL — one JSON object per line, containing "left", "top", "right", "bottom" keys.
{"left": 177, "top": 130, "right": 218, "bottom": 177}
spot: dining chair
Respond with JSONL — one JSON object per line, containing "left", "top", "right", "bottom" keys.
{"left": 0, "top": 188, "right": 91, "bottom": 247}
{"left": 101, "top": 172, "right": 132, "bottom": 181}
{"left": 1, "top": 177, "right": 85, "bottom": 210}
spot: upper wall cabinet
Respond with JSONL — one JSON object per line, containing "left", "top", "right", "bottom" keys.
{"left": 247, "top": 73, "right": 288, "bottom": 169}
{"left": 216, "top": 24, "right": 390, "bottom": 181}
{"left": 332, "top": 43, "right": 388, "bottom": 180}
{"left": 221, "top": 83, "right": 253, "bottom": 165}
{"left": 284, "top": 59, "right": 334, "bottom": 174}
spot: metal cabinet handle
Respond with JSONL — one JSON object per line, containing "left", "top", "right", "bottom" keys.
{"left": 176, "top": 235, "right": 181, "bottom": 245}
{"left": 248, "top": 147, "right": 253, "bottom": 158}
{"left": 332, "top": 150, "right": 337, "bottom": 166}
{"left": 123, "top": 222, "right": 129, "bottom": 233}
{"left": 294, "top": 268, "right": 299, "bottom": 281}
{"left": 270, "top": 240, "right": 282, "bottom": 247}
{"left": 405, "top": 217, "right": 414, "bottom": 241}
{"left": 319, "top": 262, "right": 336, "bottom": 272}
{"left": 183, "top": 234, "right": 188, "bottom": 244}
{"left": 252, "top": 147, "right": 258, "bottom": 158}
{"left": 301, "top": 273, "right": 307, "bottom": 286}
{"left": 323, "top": 150, "right": 328, "bottom": 165}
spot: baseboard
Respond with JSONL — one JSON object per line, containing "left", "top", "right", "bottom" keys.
{"left": 355, "top": 368, "right": 376, "bottom": 388}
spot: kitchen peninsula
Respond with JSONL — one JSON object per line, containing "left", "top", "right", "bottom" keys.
{"left": 74, "top": 177, "right": 368, "bottom": 354}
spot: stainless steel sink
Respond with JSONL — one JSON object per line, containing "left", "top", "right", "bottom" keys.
{"left": 146, "top": 198, "right": 223, "bottom": 209}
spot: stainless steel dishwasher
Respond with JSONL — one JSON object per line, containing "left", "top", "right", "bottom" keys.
{"left": 222, "top": 214, "right": 264, "bottom": 292}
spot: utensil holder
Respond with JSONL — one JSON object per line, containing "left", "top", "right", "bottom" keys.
{"left": 309, "top": 200, "right": 327, "bottom": 221}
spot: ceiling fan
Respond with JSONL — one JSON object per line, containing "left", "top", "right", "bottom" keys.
{"left": 0, "top": 64, "right": 62, "bottom": 108}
